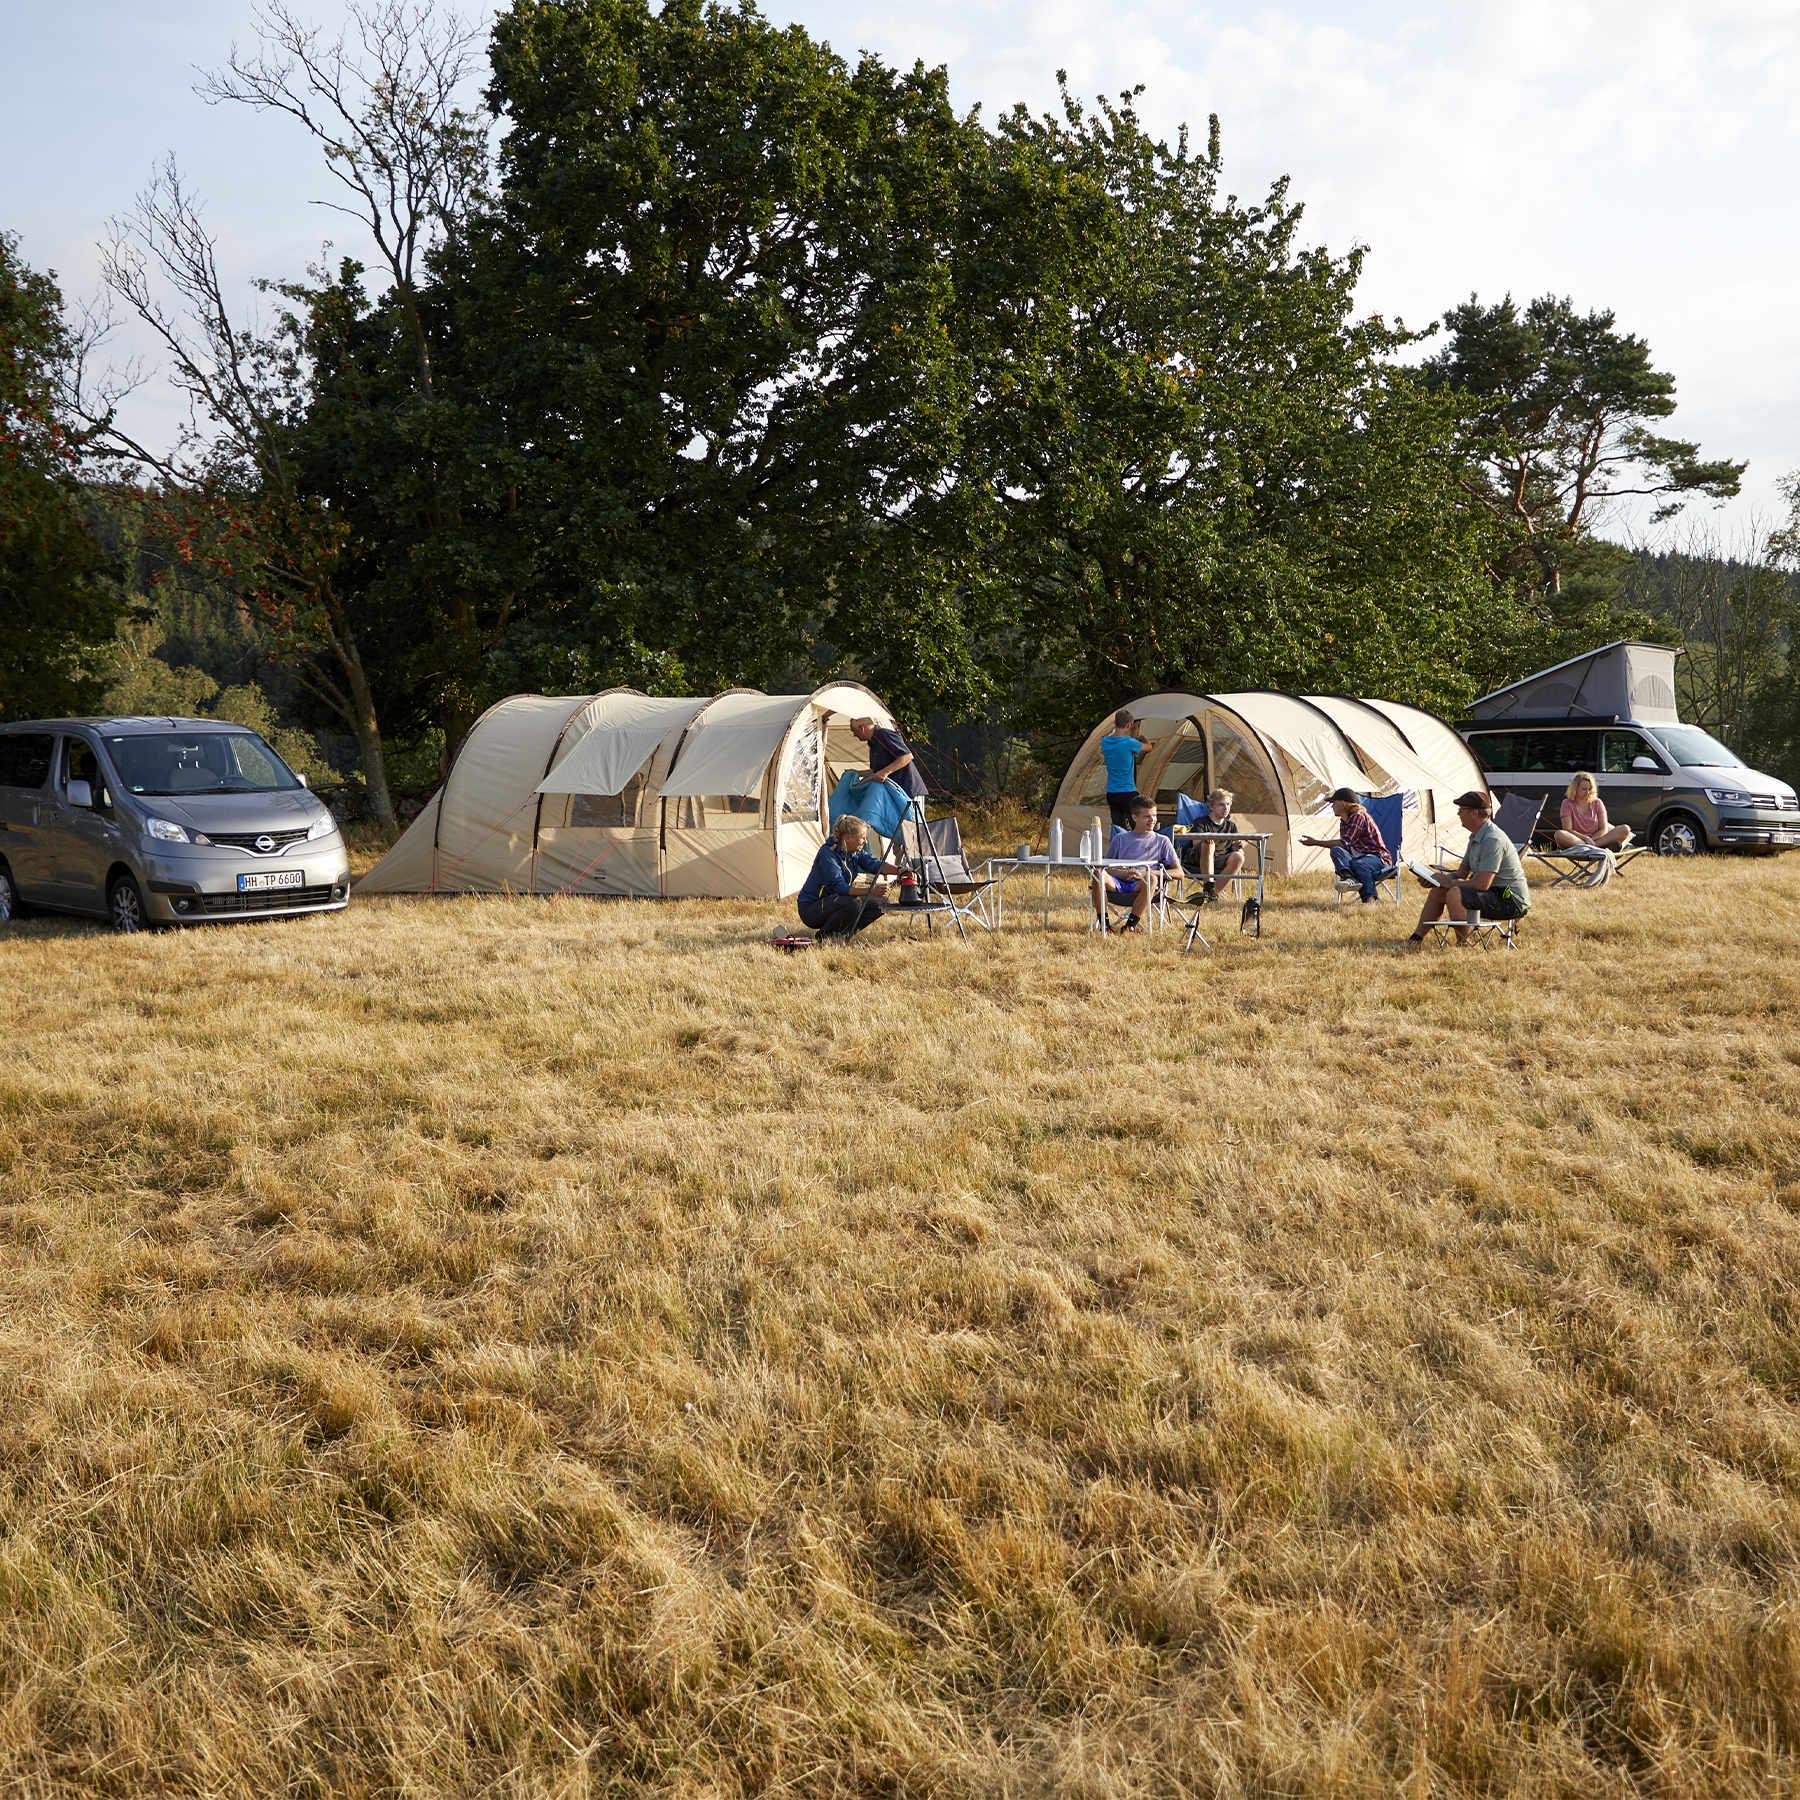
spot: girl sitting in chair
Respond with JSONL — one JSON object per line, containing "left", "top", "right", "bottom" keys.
{"left": 1554, "top": 772, "right": 1632, "bottom": 852}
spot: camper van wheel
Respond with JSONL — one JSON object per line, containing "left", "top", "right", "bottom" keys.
{"left": 1652, "top": 812, "right": 1705, "bottom": 858}
{"left": 108, "top": 872, "right": 147, "bottom": 934}
{"left": 0, "top": 860, "right": 18, "bottom": 924}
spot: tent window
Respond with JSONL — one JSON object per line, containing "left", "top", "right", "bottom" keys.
{"left": 1208, "top": 718, "right": 1280, "bottom": 814}
{"left": 669, "top": 793, "right": 762, "bottom": 829}
{"left": 783, "top": 721, "right": 822, "bottom": 823}
{"left": 570, "top": 770, "right": 644, "bottom": 829}
{"left": 1153, "top": 723, "right": 1208, "bottom": 805}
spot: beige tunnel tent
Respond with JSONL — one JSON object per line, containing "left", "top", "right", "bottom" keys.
{"left": 357, "top": 683, "right": 897, "bottom": 900}
{"left": 1051, "top": 691, "right": 1485, "bottom": 875}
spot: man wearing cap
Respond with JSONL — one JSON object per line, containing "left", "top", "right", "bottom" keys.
{"left": 1300, "top": 788, "right": 1390, "bottom": 903}
{"left": 1407, "top": 790, "right": 1530, "bottom": 945}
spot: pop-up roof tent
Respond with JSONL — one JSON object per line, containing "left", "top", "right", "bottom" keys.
{"left": 1050, "top": 692, "right": 1485, "bottom": 875}
{"left": 1465, "top": 641, "right": 1682, "bottom": 724}
{"left": 357, "top": 683, "right": 896, "bottom": 900}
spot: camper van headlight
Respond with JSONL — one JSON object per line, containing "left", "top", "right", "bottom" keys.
{"left": 146, "top": 817, "right": 195, "bottom": 844}
{"left": 306, "top": 812, "right": 336, "bottom": 840}
{"left": 1705, "top": 788, "right": 1754, "bottom": 807}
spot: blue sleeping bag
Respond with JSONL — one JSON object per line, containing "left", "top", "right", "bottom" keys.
{"left": 828, "top": 772, "right": 913, "bottom": 841}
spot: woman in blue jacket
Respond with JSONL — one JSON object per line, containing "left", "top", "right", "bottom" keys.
{"left": 798, "top": 814, "right": 904, "bottom": 940}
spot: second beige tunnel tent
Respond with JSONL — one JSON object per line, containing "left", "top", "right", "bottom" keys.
{"left": 356, "top": 683, "right": 898, "bottom": 901}
{"left": 1050, "top": 690, "right": 1486, "bottom": 876}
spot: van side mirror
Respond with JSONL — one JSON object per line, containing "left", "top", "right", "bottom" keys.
{"left": 66, "top": 778, "right": 93, "bottom": 809}
{"left": 1631, "top": 755, "right": 1660, "bottom": 773}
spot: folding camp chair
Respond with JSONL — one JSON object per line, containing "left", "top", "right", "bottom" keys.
{"left": 1169, "top": 793, "right": 1262, "bottom": 938}
{"left": 1529, "top": 834, "right": 1651, "bottom": 889}
{"left": 1332, "top": 791, "right": 1404, "bottom": 905}
{"left": 1094, "top": 864, "right": 1174, "bottom": 936}
{"left": 1419, "top": 792, "right": 1539, "bottom": 950}
{"left": 896, "top": 811, "right": 1000, "bottom": 937}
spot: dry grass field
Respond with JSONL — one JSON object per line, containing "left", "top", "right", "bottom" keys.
{"left": 3, "top": 837, "right": 1799, "bottom": 1797}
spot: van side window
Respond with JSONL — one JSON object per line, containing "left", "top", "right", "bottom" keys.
{"left": 1516, "top": 729, "right": 1600, "bottom": 773}
{"left": 1468, "top": 732, "right": 1514, "bottom": 770}
{"left": 60, "top": 738, "right": 112, "bottom": 811}
{"left": 0, "top": 733, "right": 55, "bottom": 790}
{"left": 1601, "top": 731, "right": 1662, "bottom": 775}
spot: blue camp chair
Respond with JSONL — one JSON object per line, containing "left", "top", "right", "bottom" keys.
{"left": 1333, "top": 791, "right": 1404, "bottom": 905}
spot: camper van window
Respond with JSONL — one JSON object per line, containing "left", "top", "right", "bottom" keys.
{"left": 1644, "top": 724, "right": 1744, "bottom": 769}
{"left": 1466, "top": 732, "right": 1513, "bottom": 771}
{"left": 1601, "top": 731, "right": 1663, "bottom": 775}
{"left": 1507, "top": 730, "right": 1600, "bottom": 774}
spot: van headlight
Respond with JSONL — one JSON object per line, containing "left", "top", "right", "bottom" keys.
{"left": 1705, "top": 788, "right": 1754, "bottom": 806}
{"left": 306, "top": 813, "right": 336, "bottom": 840}
{"left": 146, "top": 817, "right": 209, "bottom": 844}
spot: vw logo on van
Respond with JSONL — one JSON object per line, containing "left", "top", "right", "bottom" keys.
{"left": 255, "top": 834, "right": 276, "bottom": 853}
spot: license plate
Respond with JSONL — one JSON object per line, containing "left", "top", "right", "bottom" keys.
{"left": 237, "top": 869, "right": 305, "bottom": 892}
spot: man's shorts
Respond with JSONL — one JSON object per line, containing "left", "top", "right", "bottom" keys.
{"left": 1107, "top": 792, "right": 1141, "bottom": 828}
{"left": 1460, "top": 884, "right": 1528, "bottom": 920}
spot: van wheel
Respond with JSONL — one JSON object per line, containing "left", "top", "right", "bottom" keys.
{"left": 108, "top": 872, "right": 148, "bottom": 933}
{"left": 1652, "top": 812, "right": 1705, "bottom": 857}
{"left": 0, "top": 861, "right": 19, "bottom": 924}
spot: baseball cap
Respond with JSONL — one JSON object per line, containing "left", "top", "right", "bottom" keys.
{"left": 1452, "top": 790, "right": 1491, "bottom": 811}
{"left": 1326, "top": 787, "right": 1359, "bottom": 805}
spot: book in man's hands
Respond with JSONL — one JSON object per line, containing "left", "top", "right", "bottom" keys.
{"left": 1405, "top": 857, "right": 1442, "bottom": 889}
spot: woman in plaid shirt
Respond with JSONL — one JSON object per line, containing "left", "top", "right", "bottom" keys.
{"left": 1300, "top": 787, "right": 1390, "bottom": 902}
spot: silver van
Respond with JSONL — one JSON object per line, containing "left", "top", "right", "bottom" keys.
{"left": 0, "top": 717, "right": 350, "bottom": 930}
{"left": 1462, "top": 718, "right": 1800, "bottom": 856}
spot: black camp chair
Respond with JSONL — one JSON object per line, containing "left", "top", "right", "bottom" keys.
{"left": 896, "top": 813, "right": 1001, "bottom": 937}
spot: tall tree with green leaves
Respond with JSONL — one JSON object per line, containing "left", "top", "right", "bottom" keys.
{"left": 466, "top": 0, "right": 992, "bottom": 721}
{"left": 0, "top": 233, "right": 124, "bottom": 717}
{"left": 1421, "top": 294, "right": 1743, "bottom": 609}
{"left": 923, "top": 86, "right": 1498, "bottom": 732}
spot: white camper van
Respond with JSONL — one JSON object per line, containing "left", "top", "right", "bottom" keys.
{"left": 1461, "top": 642, "right": 1799, "bottom": 856}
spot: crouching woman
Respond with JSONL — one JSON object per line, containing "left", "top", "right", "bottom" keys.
{"left": 798, "top": 815, "right": 904, "bottom": 941}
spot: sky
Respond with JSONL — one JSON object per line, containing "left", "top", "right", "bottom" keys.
{"left": 6, "top": 0, "right": 1797, "bottom": 548}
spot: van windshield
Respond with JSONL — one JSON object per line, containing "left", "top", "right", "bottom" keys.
{"left": 1643, "top": 724, "right": 1744, "bottom": 769}
{"left": 105, "top": 731, "right": 302, "bottom": 797}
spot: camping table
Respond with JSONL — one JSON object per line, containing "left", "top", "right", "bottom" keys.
{"left": 983, "top": 854, "right": 1177, "bottom": 935}
{"left": 1166, "top": 831, "right": 1271, "bottom": 946}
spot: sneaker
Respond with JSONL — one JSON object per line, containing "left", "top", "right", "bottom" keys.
{"left": 1118, "top": 914, "right": 1142, "bottom": 933}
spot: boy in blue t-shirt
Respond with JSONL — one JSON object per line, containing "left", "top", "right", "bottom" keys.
{"left": 1098, "top": 709, "right": 1152, "bottom": 826}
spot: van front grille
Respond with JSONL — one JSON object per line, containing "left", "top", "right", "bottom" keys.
{"left": 206, "top": 827, "right": 310, "bottom": 853}
{"left": 194, "top": 886, "right": 339, "bottom": 915}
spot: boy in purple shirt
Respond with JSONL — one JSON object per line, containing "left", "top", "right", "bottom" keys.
{"left": 1091, "top": 797, "right": 1180, "bottom": 933}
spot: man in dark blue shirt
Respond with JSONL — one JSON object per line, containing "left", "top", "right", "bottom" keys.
{"left": 851, "top": 715, "right": 928, "bottom": 801}
{"left": 798, "top": 814, "right": 905, "bottom": 940}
